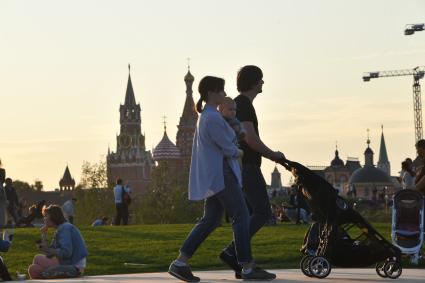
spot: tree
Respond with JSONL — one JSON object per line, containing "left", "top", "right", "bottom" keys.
{"left": 75, "top": 159, "right": 111, "bottom": 224}
{"left": 136, "top": 163, "right": 202, "bottom": 224}
{"left": 12, "top": 180, "right": 33, "bottom": 193}
{"left": 33, "top": 179, "right": 43, "bottom": 191}
{"left": 79, "top": 159, "right": 108, "bottom": 189}
{"left": 74, "top": 187, "right": 115, "bottom": 225}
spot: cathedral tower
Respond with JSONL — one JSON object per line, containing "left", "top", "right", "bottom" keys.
{"left": 176, "top": 66, "right": 198, "bottom": 169}
{"left": 107, "top": 65, "right": 154, "bottom": 195}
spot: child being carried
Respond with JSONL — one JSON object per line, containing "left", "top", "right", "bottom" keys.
{"left": 219, "top": 97, "right": 246, "bottom": 142}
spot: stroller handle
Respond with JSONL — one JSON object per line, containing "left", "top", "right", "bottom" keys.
{"left": 277, "top": 158, "right": 292, "bottom": 171}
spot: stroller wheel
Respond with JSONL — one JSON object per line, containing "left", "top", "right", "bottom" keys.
{"left": 375, "top": 262, "right": 387, "bottom": 278}
{"left": 300, "top": 255, "right": 314, "bottom": 277}
{"left": 384, "top": 261, "right": 402, "bottom": 279}
{"left": 308, "top": 256, "right": 331, "bottom": 278}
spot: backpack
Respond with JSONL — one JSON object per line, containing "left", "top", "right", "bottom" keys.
{"left": 122, "top": 186, "right": 131, "bottom": 206}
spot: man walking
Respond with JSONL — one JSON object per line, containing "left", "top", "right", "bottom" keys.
{"left": 413, "top": 140, "right": 425, "bottom": 194}
{"left": 220, "top": 65, "right": 285, "bottom": 279}
{"left": 113, "top": 178, "right": 130, "bottom": 225}
{"left": 61, "top": 198, "right": 76, "bottom": 224}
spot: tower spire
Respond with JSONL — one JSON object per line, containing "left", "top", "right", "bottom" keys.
{"left": 364, "top": 128, "right": 374, "bottom": 166}
{"left": 124, "top": 65, "right": 136, "bottom": 106}
{"left": 162, "top": 115, "right": 167, "bottom": 134}
{"left": 367, "top": 128, "right": 370, "bottom": 148}
{"left": 377, "top": 124, "right": 391, "bottom": 175}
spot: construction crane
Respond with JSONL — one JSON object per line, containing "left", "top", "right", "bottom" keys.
{"left": 362, "top": 66, "right": 425, "bottom": 142}
{"left": 404, "top": 23, "right": 424, "bottom": 35}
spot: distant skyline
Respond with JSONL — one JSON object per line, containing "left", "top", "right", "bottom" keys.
{"left": 1, "top": 0, "right": 424, "bottom": 189}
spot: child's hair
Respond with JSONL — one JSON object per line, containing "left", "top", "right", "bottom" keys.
{"left": 196, "top": 76, "right": 225, "bottom": 113}
{"left": 218, "top": 97, "right": 235, "bottom": 112}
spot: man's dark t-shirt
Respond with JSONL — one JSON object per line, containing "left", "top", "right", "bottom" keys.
{"left": 235, "top": 95, "right": 261, "bottom": 167}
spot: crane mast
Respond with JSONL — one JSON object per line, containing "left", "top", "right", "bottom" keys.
{"left": 363, "top": 66, "right": 425, "bottom": 142}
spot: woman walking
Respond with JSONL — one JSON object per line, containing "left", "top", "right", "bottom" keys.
{"left": 168, "top": 76, "right": 275, "bottom": 282}
{"left": 401, "top": 160, "right": 415, "bottom": 189}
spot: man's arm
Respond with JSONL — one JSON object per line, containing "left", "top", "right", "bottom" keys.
{"left": 242, "top": 121, "right": 284, "bottom": 161}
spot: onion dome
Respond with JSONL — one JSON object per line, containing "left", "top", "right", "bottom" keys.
{"left": 331, "top": 149, "right": 344, "bottom": 167}
{"left": 365, "top": 147, "right": 374, "bottom": 155}
{"left": 349, "top": 165, "right": 392, "bottom": 184}
{"left": 184, "top": 70, "right": 194, "bottom": 82}
{"left": 153, "top": 126, "right": 181, "bottom": 161}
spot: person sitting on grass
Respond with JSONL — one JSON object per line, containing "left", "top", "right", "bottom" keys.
{"left": 0, "top": 229, "right": 14, "bottom": 281}
{"left": 28, "top": 205, "right": 88, "bottom": 279}
{"left": 91, "top": 217, "right": 108, "bottom": 227}
{"left": 18, "top": 200, "right": 46, "bottom": 227}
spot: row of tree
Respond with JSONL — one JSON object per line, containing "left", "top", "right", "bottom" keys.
{"left": 12, "top": 179, "right": 43, "bottom": 193}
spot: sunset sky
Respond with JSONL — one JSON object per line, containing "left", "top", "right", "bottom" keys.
{"left": 1, "top": 0, "right": 424, "bottom": 190}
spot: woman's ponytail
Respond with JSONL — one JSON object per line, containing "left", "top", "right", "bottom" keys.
{"left": 196, "top": 98, "right": 204, "bottom": 113}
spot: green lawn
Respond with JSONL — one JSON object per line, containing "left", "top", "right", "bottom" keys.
{"left": 4, "top": 223, "right": 424, "bottom": 279}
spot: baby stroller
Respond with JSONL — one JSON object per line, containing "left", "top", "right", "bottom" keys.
{"left": 278, "top": 159, "right": 403, "bottom": 279}
{"left": 391, "top": 189, "right": 424, "bottom": 264}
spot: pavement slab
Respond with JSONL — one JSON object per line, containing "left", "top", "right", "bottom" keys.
{"left": 12, "top": 268, "right": 425, "bottom": 283}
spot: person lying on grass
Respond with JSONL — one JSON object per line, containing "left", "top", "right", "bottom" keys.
{"left": 28, "top": 205, "right": 88, "bottom": 279}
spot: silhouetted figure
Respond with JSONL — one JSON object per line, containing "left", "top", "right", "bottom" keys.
{"left": 4, "top": 178, "right": 19, "bottom": 224}
{"left": 0, "top": 161, "right": 7, "bottom": 228}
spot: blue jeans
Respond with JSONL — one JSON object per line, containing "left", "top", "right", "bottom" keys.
{"left": 180, "top": 161, "right": 252, "bottom": 263}
{"left": 225, "top": 164, "right": 272, "bottom": 255}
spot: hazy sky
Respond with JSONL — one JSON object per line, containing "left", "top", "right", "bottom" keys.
{"left": 1, "top": 0, "right": 424, "bottom": 190}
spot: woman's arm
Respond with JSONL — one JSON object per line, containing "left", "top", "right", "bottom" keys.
{"left": 53, "top": 227, "right": 73, "bottom": 260}
{"left": 206, "top": 116, "right": 240, "bottom": 158}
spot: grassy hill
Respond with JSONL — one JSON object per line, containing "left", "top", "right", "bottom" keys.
{"left": 3, "top": 222, "right": 424, "bottom": 279}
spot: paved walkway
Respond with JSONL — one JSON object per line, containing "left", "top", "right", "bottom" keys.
{"left": 14, "top": 268, "right": 425, "bottom": 282}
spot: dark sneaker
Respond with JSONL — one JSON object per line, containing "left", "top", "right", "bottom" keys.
{"left": 242, "top": 266, "right": 276, "bottom": 281}
{"left": 168, "top": 261, "right": 200, "bottom": 282}
{"left": 219, "top": 250, "right": 242, "bottom": 279}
